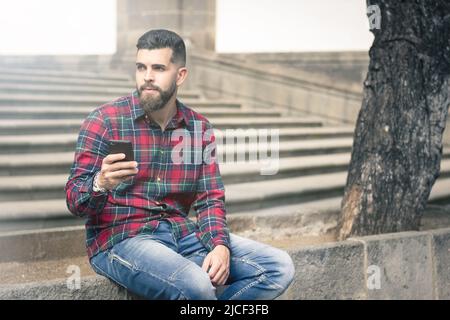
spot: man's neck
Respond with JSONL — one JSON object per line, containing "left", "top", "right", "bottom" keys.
{"left": 146, "top": 96, "right": 178, "bottom": 131}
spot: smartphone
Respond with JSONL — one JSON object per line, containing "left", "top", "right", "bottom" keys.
{"left": 108, "top": 140, "right": 134, "bottom": 162}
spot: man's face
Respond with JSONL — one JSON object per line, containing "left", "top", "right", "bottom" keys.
{"left": 135, "top": 48, "right": 183, "bottom": 113}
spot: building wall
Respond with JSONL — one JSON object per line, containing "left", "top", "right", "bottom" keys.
{"left": 115, "top": 0, "right": 216, "bottom": 57}
{"left": 221, "top": 51, "right": 370, "bottom": 86}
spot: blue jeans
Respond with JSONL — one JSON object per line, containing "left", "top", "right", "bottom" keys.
{"left": 90, "top": 221, "right": 295, "bottom": 300}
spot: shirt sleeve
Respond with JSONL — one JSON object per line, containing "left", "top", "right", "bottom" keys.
{"left": 192, "top": 121, "right": 231, "bottom": 252}
{"left": 65, "top": 109, "right": 110, "bottom": 217}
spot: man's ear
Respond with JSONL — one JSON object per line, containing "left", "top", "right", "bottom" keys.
{"left": 176, "top": 67, "right": 188, "bottom": 86}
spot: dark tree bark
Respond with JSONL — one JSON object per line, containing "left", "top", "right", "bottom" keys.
{"left": 338, "top": 0, "right": 450, "bottom": 240}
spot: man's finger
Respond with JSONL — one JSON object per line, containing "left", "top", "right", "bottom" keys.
{"left": 207, "top": 262, "right": 221, "bottom": 279}
{"left": 109, "top": 160, "right": 138, "bottom": 172}
{"left": 213, "top": 264, "right": 229, "bottom": 285}
{"left": 219, "top": 271, "right": 230, "bottom": 286}
{"left": 103, "top": 153, "right": 126, "bottom": 165}
{"left": 108, "top": 168, "right": 138, "bottom": 179}
{"left": 211, "top": 267, "right": 226, "bottom": 284}
{"left": 202, "top": 256, "right": 211, "bottom": 273}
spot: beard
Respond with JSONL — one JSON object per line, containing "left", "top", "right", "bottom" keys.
{"left": 137, "top": 80, "right": 177, "bottom": 113}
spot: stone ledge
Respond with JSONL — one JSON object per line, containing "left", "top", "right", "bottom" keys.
{"left": 1, "top": 227, "right": 449, "bottom": 300}
{"left": 0, "top": 275, "right": 132, "bottom": 300}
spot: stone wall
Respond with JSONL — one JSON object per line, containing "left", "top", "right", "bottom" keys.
{"left": 116, "top": 0, "right": 216, "bottom": 58}
{"left": 221, "top": 51, "right": 370, "bottom": 85}
{"left": 188, "top": 49, "right": 363, "bottom": 125}
{"left": 1, "top": 227, "right": 449, "bottom": 299}
{"left": 282, "top": 228, "right": 450, "bottom": 300}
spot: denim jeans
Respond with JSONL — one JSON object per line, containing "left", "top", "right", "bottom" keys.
{"left": 90, "top": 221, "right": 295, "bottom": 300}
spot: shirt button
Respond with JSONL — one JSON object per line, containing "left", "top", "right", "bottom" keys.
{"left": 157, "top": 177, "right": 161, "bottom": 182}
{"left": 160, "top": 150, "right": 164, "bottom": 154}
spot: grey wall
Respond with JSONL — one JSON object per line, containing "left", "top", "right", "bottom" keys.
{"left": 116, "top": 0, "right": 216, "bottom": 57}
{"left": 1, "top": 227, "right": 449, "bottom": 300}
{"left": 222, "top": 51, "right": 370, "bottom": 86}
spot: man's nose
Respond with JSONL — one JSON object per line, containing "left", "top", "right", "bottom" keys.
{"left": 144, "top": 70, "right": 155, "bottom": 82}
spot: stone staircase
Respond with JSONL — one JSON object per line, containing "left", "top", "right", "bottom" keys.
{"left": 1, "top": 65, "right": 450, "bottom": 235}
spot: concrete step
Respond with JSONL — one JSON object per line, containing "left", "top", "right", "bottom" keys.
{"left": 214, "top": 126, "right": 354, "bottom": 141}
{"left": 2, "top": 174, "right": 450, "bottom": 229}
{"left": 220, "top": 153, "right": 350, "bottom": 183}
{"left": 0, "top": 152, "right": 74, "bottom": 176}
{"left": 3, "top": 146, "right": 450, "bottom": 178}
{"left": 428, "top": 175, "right": 450, "bottom": 204}
{"left": 0, "top": 126, "right": 354, "bottom": 155}
{"left": 0, "top": 200, "right": 83, "bottom": 232}
{"left": 196, "top": 117, "right": 323, "bottom": 129}
{"left": 0, "top": 83, "right": 203, "bottom": 100}
{"left": 3, "top": 157, "right": 450, "bottom": 204}
{"left": 0, "top": 93, "right": 242, "bottom": 107}
{"left": 224, "top": 170, "right": 450, "bottom": 213}
{"left": 0, "top": 106, "right": 281, "bottom": 120}
{"left": 230, "top": 196, "right": 342, "bottom": 227}
{"left": 0, "top": 74, "right": 135, "bottom": 88}
{"left": 0, "top": 117, "right": 322, "bottom": 135}
{"left": 0, "top": 67, "right": 131, "bottom": 82}
{"left": 0, "top": 151, "right": 352, "bottom": 201}
{"left": 0, "top": 93, "right": 126, "bottom": 107}
{"left": 219, "top": 137, "right": 350, "bottom": 158}
{"left": 0, "top": 137, "right": 354, "bottom": 175}
{"left": 0, "top": 150, "right": 351, "bottom": 181}
{"left": 0, "top": 174, "right": 67, "bottom": 201}
{"left": 0, "top": 93, "right": 212, "bottom": 107}
{"left": 224, "top": 171, "right": 345, "bottom": 213}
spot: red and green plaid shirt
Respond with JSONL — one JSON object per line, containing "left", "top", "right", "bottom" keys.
{"left": 65, "top": 90, "right": 230, "bottom": 258}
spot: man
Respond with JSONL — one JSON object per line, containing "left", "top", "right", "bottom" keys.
{"left": 65, "top": 29, "right": 295, "bottom": 300}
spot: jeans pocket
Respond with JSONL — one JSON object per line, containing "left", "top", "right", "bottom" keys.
{"left": 109, "top": 252, "right": 134, "bottom": 270}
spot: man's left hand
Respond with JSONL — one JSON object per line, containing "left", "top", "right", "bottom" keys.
{"left": 201, "top": 245, "right": 230, "bottom": 286}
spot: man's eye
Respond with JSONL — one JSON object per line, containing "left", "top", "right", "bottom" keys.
{"left": 137, "top": 65, "right": 145, "bottom": 71}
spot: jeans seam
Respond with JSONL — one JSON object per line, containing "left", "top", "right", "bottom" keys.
{"left": 132, "top": 267, "right": 189, "bottom": 300}
{"left": 93, "top": 252, "right": 190, "bottom": 300}
{"left": 228, "top": 273, "right": 266, "bottom": 300}
{"left": 239, "top": 257, "right": 266, "bottom": 274}
{"left": 168, "top": 262, "right": 191, "bottom": 282}
{"left": 230, "top": 256, "right": 286, "bottom": 299}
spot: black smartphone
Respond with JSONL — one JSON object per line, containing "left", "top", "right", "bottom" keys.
{"left": 108, "top": 140, "right": 134, "bottom": 162}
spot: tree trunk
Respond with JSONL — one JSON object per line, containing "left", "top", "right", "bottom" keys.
{"left": 338, "top": 0, "right": 450, "bottom": 240}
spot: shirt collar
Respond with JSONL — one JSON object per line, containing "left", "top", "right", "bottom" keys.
{"left": 130, "top": 89, "right": 191, "bottom": 129}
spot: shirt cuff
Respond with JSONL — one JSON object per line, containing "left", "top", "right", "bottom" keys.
{"left": 80, "top": 174, "right": 108, "bottom": 197}
{"left": 196, "top": 231, "right": 231, "bottom": 253}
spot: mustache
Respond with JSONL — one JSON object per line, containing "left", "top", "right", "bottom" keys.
{"left": 140, "top": 84, "right": 161, "bottom": 92}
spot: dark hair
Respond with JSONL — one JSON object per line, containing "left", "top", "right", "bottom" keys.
{"left": 136, "top": 29, "right": 186, "bottom": 66}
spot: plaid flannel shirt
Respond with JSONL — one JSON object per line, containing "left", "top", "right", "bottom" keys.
{"left": 65, "top": 90, "right": 230, "bottom": 258}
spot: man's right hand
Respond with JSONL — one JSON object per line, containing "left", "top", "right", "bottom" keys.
{"left": 97, "top": 153, "right": 139, "bottom": 191}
